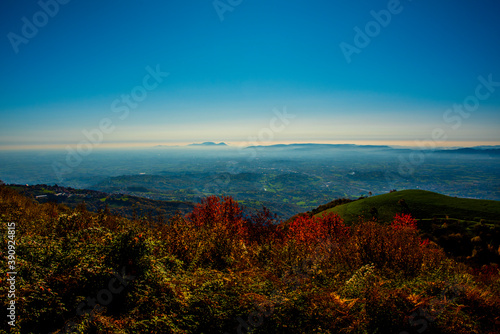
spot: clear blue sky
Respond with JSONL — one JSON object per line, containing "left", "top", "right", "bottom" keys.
{"left": 1, "top": 0, "right": 499, "bottom": 149}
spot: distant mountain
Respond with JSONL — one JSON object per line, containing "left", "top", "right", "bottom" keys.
{"left": 472, "top": 145, "right": 500, "bottom": 150}
{"left": 434, "top": 147, "right": 500, "bottom": 155}
{"left": 244, "top": 143, "right": 500, "bottom": 155}
{"left": 245, "top": 143, "right": 392, "bottom": 150}
{"left": 189, "top": 142, "right": 228, "bottom": 146}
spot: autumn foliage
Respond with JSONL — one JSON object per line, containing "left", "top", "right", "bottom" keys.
{"left": 1, "top": 185, "right": 499, "bottom": 334}
{"left": 286, "top": 212, "right": 349, "bottom": 244}
{"left": 187, "top": 195, "right": 249, "bottom": 240}
{"left": 391, "top": 213, "right": 418, "bottom": 230}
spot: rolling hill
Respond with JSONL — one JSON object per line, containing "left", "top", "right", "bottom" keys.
{"left": 316, "top": 189, "right": 500, "bottom": 224}
{"left": 7, "top": 183, "right": 194, "bottom": 220}
{"left": 314, "top": 190, "right": 500, "bottom": 264}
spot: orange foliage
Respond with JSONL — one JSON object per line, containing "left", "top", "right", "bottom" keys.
{"left": 287, "top": 212, "right": 349, "bottom": 244}
{"left": 186, "top": 195, "right": 249, "bottom": 240}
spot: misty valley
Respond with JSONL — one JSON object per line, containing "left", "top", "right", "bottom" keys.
{"left": 1, "top": 144, "right": 499, "bottom": 219}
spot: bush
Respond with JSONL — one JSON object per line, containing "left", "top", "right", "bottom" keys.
{"left": 1, "top": 184, "right": 498, "bottom": 334}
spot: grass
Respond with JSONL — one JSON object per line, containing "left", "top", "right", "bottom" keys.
{"left": 317, "top": 189, "right": 500, "bottom": 225}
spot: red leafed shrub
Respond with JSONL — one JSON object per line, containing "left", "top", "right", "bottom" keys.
{"left": 247, "top": 206, "right": 284, "bottom": 244}
{"left": 321, "top": 212, "right": 351, "bottom": 240}
{"left": 287, "top": 214, "right": 321, "bottom": 244}
{"left": 186, "top": 195, "right": 248, "bottom": 240}
{"left": 287, "top": 212, "right": 349, "bottom": 244}
{"left": 391, "top": 213, "right": 418, "bottom": 231}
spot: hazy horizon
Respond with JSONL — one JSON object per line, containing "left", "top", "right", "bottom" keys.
{"left": 2, "top": 140, "right": 500, "bottom": 151}
{"left": 1, "top": 0, "right": 500, "bottom": 149}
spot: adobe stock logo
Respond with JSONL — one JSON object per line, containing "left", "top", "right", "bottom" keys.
{"left": 7, "top": 0, "right": 71, "bottom": 54}
{"left": 339, "top": 0, "right": 412, "bottom": 64}
{"left": 51, "top": 65, "right": 169, "bottom": 183}
{"left": 384, "top": 73, "right": 499, "bottom": 189}
{"left": 213, "top": 0, "right": 243, "bottom": 22}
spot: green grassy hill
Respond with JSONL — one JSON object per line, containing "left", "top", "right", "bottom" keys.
{"left": 316, "top": 189, "right": 500, "bottom": 224}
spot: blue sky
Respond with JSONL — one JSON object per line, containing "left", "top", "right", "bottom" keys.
{"left": 1, "top": 0, "right": 499, "bottom": 149}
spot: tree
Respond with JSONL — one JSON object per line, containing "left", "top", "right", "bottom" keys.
{"left": 187, "top": 195, "right": 248, "bottom": 240}
{"left": 391, "top": 213, "right": 417, "bottom": 231}
{"left": 287, "top": 212, "right": 349, "bottom": 244}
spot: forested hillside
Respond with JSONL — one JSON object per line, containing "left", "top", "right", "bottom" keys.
{"left": 7, "top": 184, "right": 194, "bottom": 221}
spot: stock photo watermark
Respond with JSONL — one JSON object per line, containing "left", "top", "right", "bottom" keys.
{"left": 213, "top": 0, "right": 243, "bottom": 22}
{"left": 7, "top": 0, "right": 72, "bottom": 54}
{"left": 60, "top": 266, "right": 135, "bottom": 334}
{"left": 51, "top": 64, "right": 169, "bottom": 183}
{"left": 224, "top": 239, "right": 337, "bottom": 333}
{"left": 385, "top": 73, "right": 500, "bottom": 189}
{"left": 5, "top": 222, "right": 17, "bottom": 327}
{"left": 240, "top": 107, "right": 296, "bottom": 160}
{"left": 340, "top": 0, "right": 413, "bottom": 64}
{"left": 191, "top": 106, "right": 295, "bottom": 200}
{"left": 399, "top": 283, "right": 465, "bottom": 334}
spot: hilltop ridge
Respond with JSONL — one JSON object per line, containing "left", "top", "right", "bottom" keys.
{"left": 315, "top": 189, "right": 500, "bottom": 224}
{"left": 8, "top": 183, "right": 194, "bottom": 220}
{"left": 188, "top": 142, "right": 228, "bottom": 146}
